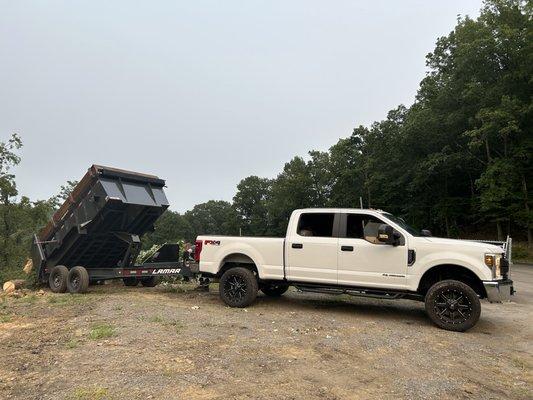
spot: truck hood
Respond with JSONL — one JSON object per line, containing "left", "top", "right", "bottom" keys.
{"left": 420, "top": 237, "right": 503, "bottom": 253}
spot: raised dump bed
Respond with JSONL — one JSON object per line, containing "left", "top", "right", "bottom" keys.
{"left": 32, "top": 165, "right": 196, "bottom": 293}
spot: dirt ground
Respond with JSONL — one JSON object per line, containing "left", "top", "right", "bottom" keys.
{"left": 1, "top": 265, "right": 531, "bottom": 400}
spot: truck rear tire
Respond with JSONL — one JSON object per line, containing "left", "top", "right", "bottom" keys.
{"left": 260, "top": 282, "right": 289, "bottom": 297}
{"left": 49, "top": 265, "right": 69, "bottom": 293}
{"left": 141, "top": 276, "right": 160, "bottom": 287}
{"left": 123, "top": 277, "right": 139, "bottom": 286}
{"left": 219, "top": 267, "right": 258, "bottom": 308}
{"left": 425, "top": 279, "right": 481, "bottom": 332}
{"left": 67, "top": 266, "right": 90, "bottom": 294}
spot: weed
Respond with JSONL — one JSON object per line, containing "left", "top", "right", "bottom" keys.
{"left": 19, "top": 294, "right": 37, "bottom": 304}
{"left": 149, "top": 315, "right": 164, "bottom": 323}
{"left": 167, "top": 319, "right": 184, "bottom": 333}
{"left": 66, "top": 338, "right": 79, "bottom": 349}
{"left": 73, "top": 386, "right": 109, "bottom": 400}
{"left": 0, "top": 315, "right": 12, "bottom": 323}
{"left": 88, "top": 323, "right": 116, "bottom": 340}
{"left": 48, "top": 294, "right": 92, "bottom": 306}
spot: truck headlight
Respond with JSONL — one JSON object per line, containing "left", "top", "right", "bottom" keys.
{"left": 485, "top": 253, "right": 502, "bottom": 279}
{"left": 484, "top": 254, "right": 495, "bottom": 268}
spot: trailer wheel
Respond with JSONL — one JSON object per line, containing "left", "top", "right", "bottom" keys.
{"left": 123, "top": 277, "right": 139, "bottom": 286}
{"left": 67, "top": 266, "right": 90, "bottom": 294}
{"left": 425, "top": 279, "right": 481, "bottom": 332}
{"left": 260, "top": 282, "right": 289, "bottom": 297}
{"left": 49, "top": 265, "right": 69, "bottom": 293}
{"left": 141, "top": 276, "right": 160, "bottom": 287}
{"left": 219, "top": 267, "right": 258, "bottom": 308}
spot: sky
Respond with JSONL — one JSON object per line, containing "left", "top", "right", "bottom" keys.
{"left": 1, "top": 0, "right": 482, "bottom": 212}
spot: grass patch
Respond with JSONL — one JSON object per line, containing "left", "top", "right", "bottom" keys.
{"left": 0, "top": 314, "right": 12, "bottom": 323}
{"left": 511, "top": 356, "right": 530, "bottom": 371}
{"left": 48, "top": 294, "right": 93, "bottom": 306}
{"left": 18, "top": 294, "right": 37, "bottom": 304}
{"left": 66, "top": 338, "right": 79, "bottom": 349}
{"left": 88, "top": 323, "right": 116, "bottom": 340}
{"left": 167, "top": 319, "right": 184, "bottom": 333}
{"left": 72, "top": 386, "right": 109, "bottom": 400}
{"left": 149, "top": 315, "right": 164, "bottom": 323}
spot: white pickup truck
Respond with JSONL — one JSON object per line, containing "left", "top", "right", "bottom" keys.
{"left": 195, "top": 208, "right": 514, "bottom": 331}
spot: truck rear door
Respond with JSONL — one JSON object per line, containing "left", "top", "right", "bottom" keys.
{"left": 285, "top": 211, "right": 339, "bottom": 284}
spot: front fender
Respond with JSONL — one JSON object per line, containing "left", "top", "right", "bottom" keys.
{"left": 408, "top": 251, "right": 492, "bottom": 291}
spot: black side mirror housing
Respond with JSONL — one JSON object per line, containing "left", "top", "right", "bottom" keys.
{"left": 377, "top": 224, "right": 400, "bottom": 245}
{"left": 421, "top": 229, "right": 432, "bottom": 237}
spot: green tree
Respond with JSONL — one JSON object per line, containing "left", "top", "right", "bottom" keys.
{"left": 184, "top": 200, "right": 240, "bottom": 238}
{"left": 0, "top": 133, "right": 23, "bottom": 268}
{"left": 143, "top": 210, "right": 194, "bottom": 248}
{"left": 233, "top": 176, "right": 272, "bottom": 236}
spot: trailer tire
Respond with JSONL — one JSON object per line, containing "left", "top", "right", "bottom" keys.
{"left": 219, "top": 267, "right": 258, "bottom": 308}
{"left": 49, "top": 265, "right": 69, "bottom": 293}
{"left": 67, "top": 266, "right": 90, "bottom": 294}
{"left": 123, "top": 277, "right": 139, "bottom": 286}
{"left": 425, "top": 279, "right": 481, "bottom": 332}
{"left": 141, "top": 276, "right": 160, "bottom": 287}
{"left": 260, "top": 282, "right": 289, "bottom": 297}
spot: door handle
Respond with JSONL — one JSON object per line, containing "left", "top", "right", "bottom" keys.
{"left": 341, "top": 245, "right": 354, "bottom": 252}
{"left": 292, "top": 243, "right": 303, "bottom": 249}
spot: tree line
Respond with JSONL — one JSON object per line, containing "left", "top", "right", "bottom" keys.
{"left": 1, "top": 0, "right": 531, "bottom": 282}
{"left": 146, "top": 0, "right": 532, "bottom": 247}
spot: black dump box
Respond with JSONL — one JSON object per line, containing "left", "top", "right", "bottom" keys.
{"left": 32, "top": 165, "right": 170, "bottom": 282}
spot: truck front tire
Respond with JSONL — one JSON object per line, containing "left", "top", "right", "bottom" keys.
{"left": 219, "top": 267, "right": 258, "bottom": 308}
{"left": 425, "top": 279, "right": 481, "bottom": 332}
{"left": 67, "top": 266, "right": 90, "bottom": 294}
{"left": 49, "top": 265, "right": 69, "bottom": 293}
{"left": 260, "top": 282, "right": 289, "bottom": 297}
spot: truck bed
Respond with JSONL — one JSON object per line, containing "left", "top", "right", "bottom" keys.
{"left": 197, "top": 236, "right": 285, "bottom": 280}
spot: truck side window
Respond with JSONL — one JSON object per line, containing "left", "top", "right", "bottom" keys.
{"left": 297, "top": 213, "right": 334, "bottom": 237}
{"left": 346, "top": 214, "right": 387, "bottom": 244}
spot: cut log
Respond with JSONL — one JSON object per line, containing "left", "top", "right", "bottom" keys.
{"left": 3, "top": 279, "right": 26, "bottom": 294}
{"left": 23, "top": 258, "right": 33, "bottom": 274}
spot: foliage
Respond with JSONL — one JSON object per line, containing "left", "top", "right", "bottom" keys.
{"left": 0, "top": 1, "right": 531, "bottom": 284}
{"left": 0, "top": 134, "right": 55, "bottom": 283}
{"left": 148, "top": 2, "right": 531, "bottom": 246}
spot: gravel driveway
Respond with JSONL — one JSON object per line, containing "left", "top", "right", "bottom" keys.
{"left": 1, "top": 264, "right": 531, "bottom": 399}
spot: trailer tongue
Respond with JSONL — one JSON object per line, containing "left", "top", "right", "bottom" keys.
{"left": 32, "top": 165, "right": 197, "bottom": 293}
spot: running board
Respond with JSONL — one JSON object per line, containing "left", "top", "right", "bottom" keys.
{"left": 294, "top": 285, "right": 422, "bottom": 301}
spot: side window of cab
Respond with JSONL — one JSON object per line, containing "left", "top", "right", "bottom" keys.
{"left": 345, "top": 213, "right": 404, "bottom": 245}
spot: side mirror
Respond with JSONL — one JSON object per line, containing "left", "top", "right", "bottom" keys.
{"left": 421, "top": 229, "right": 432, "bottom": 237}
{"left": 377, "top": 224, "right": 400, "bottom": 245}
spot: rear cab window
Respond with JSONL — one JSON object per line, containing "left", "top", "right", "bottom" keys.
{"left": 297, "top": 213, "right": 335, "bottom": 237}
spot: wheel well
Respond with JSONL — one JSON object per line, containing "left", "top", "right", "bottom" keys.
{"left": 218, "top": 253, "right": 258, "bottom": 277}
{"left": 418, "top": 264, "right": 486, "bottom": 298}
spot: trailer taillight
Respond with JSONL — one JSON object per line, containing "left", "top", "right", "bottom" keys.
{"left": 194, "top": 240, "right": 203, "bottom": 262}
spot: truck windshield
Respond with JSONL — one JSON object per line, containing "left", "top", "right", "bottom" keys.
{"left": 382, "top": 213, "right": 421, "bottom": 236}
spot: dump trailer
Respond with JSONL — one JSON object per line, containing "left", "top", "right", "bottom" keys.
{"left": 31, "top": 165, "right": 196, "bottom": 293}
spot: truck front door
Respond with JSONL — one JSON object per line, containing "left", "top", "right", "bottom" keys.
{"left": 337, "top": 213, "right": 408, "bottom": 289}
{"left": 285, "top": 212, "right": 339, "bottom": 284}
